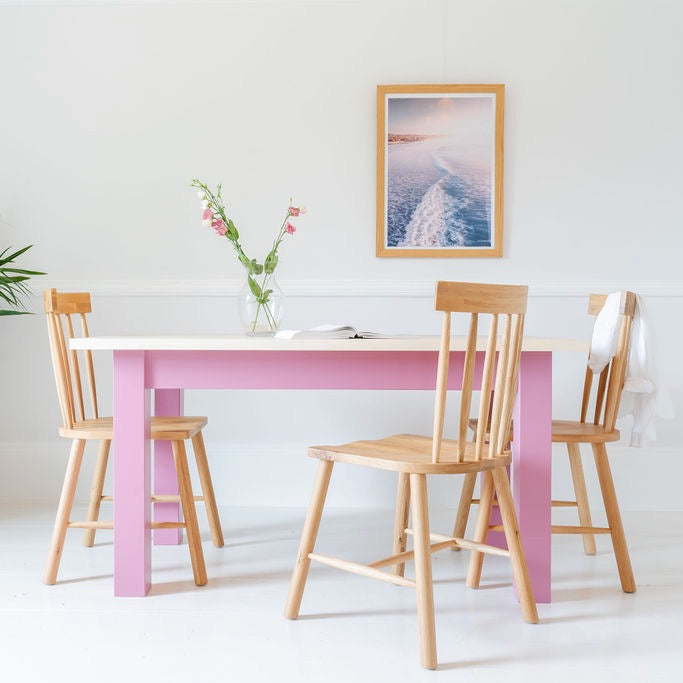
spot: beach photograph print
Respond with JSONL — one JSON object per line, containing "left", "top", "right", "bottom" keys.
{"left": 376, "top": 84, "right": 504, "bottom": 257}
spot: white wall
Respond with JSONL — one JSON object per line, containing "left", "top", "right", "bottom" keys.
{"left": 1, "top": 0, "right": 681, "bottom": 510}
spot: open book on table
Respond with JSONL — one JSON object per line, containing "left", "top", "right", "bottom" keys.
{"left": 275, "top": 324, "right": 398, "bottom": 339}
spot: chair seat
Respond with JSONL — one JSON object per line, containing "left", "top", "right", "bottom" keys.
{"left": 59, "top": 416, "right": 208, "bottom": 440}
{"left": 469, "top": 417, "right": 620, "bottom": 446}
{"left": 309, "top": 433, "right": 511, "bottom": 474}
{"left": 551, "top": 420, "right": 620, "bottom": 444}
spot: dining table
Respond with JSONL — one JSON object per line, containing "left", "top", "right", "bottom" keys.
{"left": 69, "top": 334, "right": 588, "bottom": 601}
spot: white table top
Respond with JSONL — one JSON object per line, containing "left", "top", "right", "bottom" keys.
{"left": 70, "top": 334, "right": 589, "bottom": 353}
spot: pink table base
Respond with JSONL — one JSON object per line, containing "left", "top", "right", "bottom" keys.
{"left": 113, "top": 349, "right": 552, "bottom": 601}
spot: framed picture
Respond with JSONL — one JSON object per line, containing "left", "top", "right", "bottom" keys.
{"left": 376, "top": 84, "right": 504, "bottom": 258}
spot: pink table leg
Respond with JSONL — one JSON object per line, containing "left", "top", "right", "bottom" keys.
{"left": 153, "top": 389, "right": 183, "bottom": 545}
{"left": 113, "top": 351, "right": 151, "bottom": 597}
{"left": 513, "top": 351, "right": 552, "bottom": 603}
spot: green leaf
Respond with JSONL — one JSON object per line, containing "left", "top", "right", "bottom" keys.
{"left": 250, "top": 260, "right": 263, "bottom": 275}
{"left": 227, "top": 219, "right": 239, "bottom": 241}
{"left": 0, "top": 244, "right": 33, "bottom": 267}
{"left": 264, "top": 250, "right": 278, "bottom": 274}
{"left": 248, "top": 275, "right": 262, "bottom": 298}
{"left": 0, "top": 244, "right": 44, "bottom": 315}
{"left": 0, "top": 275, "right": 30, "bottom": 285}
{"left": 1, "top": 267, "right": 46, "bottom": 275}
{"left": 0, "top": 285, "right": 27, "bottom": 303}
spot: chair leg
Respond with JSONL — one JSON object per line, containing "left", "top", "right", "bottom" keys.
{"left": 172, "top": 440, "right": 207, "bottom": 586}
{"left": 592, "top": 442, "right": 636, "bottom": 593}
{"left": 285, "top": 459, "right": 334, "bottom": 619}
{"left": 566, "top": 442, "right": 596, "bottom": 555}
{"left": 410, "top": 473, "right": 437, "bottom": 670}
{"left": 191, "top": 431, "right": 224, "bottom": 548}
{"left": 44, "top": 439, "right": 86, "bottom": 585}
{"left": 83, "top": 439, "right": 110, "bottom": 547}
{"left": 452, "top": 471, "right": 477, "bottom": 547}
{"left": 466, "top": 470, "right": 495, "bottom": 588}
{"left": 392, "top": 472, "right": 410, "bottom": 576}
{"left": 491, "top": 467, "right": 539, "bottom": 623}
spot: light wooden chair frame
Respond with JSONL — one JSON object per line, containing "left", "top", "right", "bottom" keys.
{"left": 284, "top": 281, "right": 538, "bottom": 670}
{"left": 43, "top": 289, "right": 224, "bottom": 586}
{"left": 453, "top": 291, "right": 637, "bottom": 593}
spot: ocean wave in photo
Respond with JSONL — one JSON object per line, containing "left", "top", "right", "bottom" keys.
{"left": 386, "top": 137, "right": 492, "bottom": 249}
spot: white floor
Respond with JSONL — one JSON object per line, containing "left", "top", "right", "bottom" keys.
{"left": 1, "top": 504, "right": 682, "bottom": 682}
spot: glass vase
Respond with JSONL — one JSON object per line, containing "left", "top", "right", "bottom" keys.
{"left": 237, "top": 271, "right": 285, "bottom": 336}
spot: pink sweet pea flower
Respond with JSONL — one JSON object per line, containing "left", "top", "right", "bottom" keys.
{"left": 285, "top": 222, "right": 296, "bottom": 234}
{"left": 288, "top": 206, "right": 300, "bottom": 217}
{"left": 202, "top": 208, "right": 213, "bottom": 221}
{"left": 212, "top": 220, "right": 227, "bottom": 236}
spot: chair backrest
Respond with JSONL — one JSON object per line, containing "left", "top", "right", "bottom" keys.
{"left": 580, "top": 291, "right": 637, "bottom": 431}
{"left": 44, "top": 289, "right": 98, "bottom": 429}
{"left": 432, "top": 281, "right": 528, "bottom": 463}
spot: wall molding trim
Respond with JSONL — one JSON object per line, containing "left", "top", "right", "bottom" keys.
{"left": 0, "top": 441, "right": 303, "bottom": 463}
{"left": 33, "top": 279, "right": 683, "bottom": 299}
{"left": 3, "top": 440, "right": 676, "bottom": 459}
{"left": 2, "top": 441, "right": 680, "bottom": 510}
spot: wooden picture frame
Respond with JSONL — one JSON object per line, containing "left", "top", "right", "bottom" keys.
{"left": 376, "top": 84, "right": 504, "bottom": 258}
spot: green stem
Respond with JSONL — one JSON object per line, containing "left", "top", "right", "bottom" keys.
{"left": 250, "top": 302, "right": 262, "bottom": 333}
{"left": 248, "top": 267, "right": 282, "bottom": 333}
{"left": 255, "top": 271, "right": 278, "bottom": 331}
{"left": 262, "top": 299, "right": 277, "bottom": 328}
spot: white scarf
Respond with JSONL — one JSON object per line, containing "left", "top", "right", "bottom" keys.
{"left": 588, "top": 292, "right": 672, "bottom": 447}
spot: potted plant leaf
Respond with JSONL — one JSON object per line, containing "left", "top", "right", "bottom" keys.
{"left": 0, "top": 244, "right": 45, "bottom": 316}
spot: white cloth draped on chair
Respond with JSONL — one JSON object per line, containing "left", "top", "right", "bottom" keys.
{"left": 588, "top": 291, "right": 672, "bottom": 447}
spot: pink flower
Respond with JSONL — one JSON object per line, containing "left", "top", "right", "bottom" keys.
{"left": 202, "top": 208, "right": 213, "bottom": 221}
{"left": 285, "top": 222, "right": 296, "bottom": 234}
{"left": 288, "top": 206, "right": 300, "bottom": 217}
{"left": 212, "top": 220, "right": 227, "bottom": 236}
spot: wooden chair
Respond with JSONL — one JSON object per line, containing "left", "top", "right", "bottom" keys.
{"left": 285, "top": 282, "right": 538, "bottom": 670}
{"left": 43, "top": 288, "right": 224, "bottom": 586}
{"left": 453, "top": 291, "right": 637, "bottom": 593}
